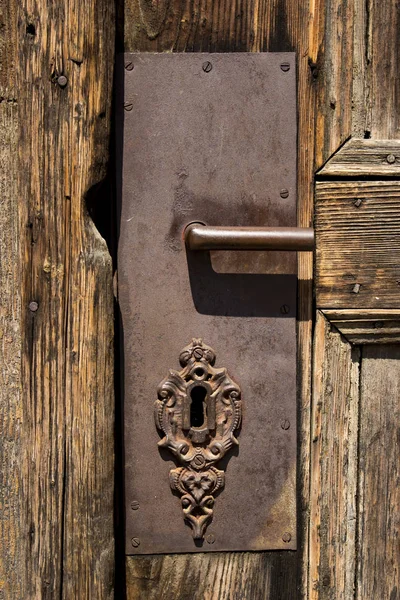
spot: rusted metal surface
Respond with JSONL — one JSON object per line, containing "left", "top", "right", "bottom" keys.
{"left": 118, "top": 53, "right": 297, "bottom": 554}
{"left": 185, "top": 224, "right": 315, "bottom": 251}
{"left": 155, "top": 338, "right": 242, "bottom": 540}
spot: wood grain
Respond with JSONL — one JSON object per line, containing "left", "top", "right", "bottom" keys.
{"left": 357, "top": 346, "right": 400, "bottom": 599}
{"left": 309, "top": 312, "right": 359, "bottom": 600}
{"left": 318, "top": 139, "right": 400, "bottom": 177}
{"left": 0, "top": 0, "right": 115, "bottom": 597}
{"left": 316, "top": 180, "right": 400, "bottom": 309}
{"left": 322, "top": 309, "right": 400, "bottom": 344}
{"left": 127, "top": 552, "right": 297, "bottom": 600}
{"left": 0, "top": 4, "right": 20, "bottom": 593}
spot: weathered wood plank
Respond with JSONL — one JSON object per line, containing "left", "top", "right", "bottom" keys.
{"left": 0, "top": 0, "right": 115, "bottom": 597}
{"left": 316, "top": 180, "right": 400, "bottom": 309}
{"left": 318, "top": 139, "right": 400, "bottom": 177}
{"left": 322, "top": 309, "right": 400, "bottom": 344}
{"left": 0, "top": 9, "right": 20, "bottom": 593}
{"left": 309, "top": 312, "right": 359, "bottom": 600}
{"left": 357, "top": 346, "right": 400, "bottom": 600}
{"left": 127, "top": 552, "right": 297, "bottom": 600}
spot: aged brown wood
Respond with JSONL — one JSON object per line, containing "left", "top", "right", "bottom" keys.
{"left": 309, "top": 312, "right": 359, "bottom": 599}
{"left": 316, "top": 180, "right": 400, "bottom": 309}
{"left": 318, "top": 139, "right": 400, "bottom": 177}
{"left": 311, "top": 0, "right": 400, "bottom": 597}
{"left": 0, "top": 0, "right": 115, "bottom": 597}
{"left": 357, "top": 346, "right": 400, "bottom": 600}
{"left": 122, "top": 0, "right": 354, "bottom": 596}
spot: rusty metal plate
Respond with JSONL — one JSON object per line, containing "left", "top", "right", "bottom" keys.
{"left": 118, "top": 53, "right": 297, "bottom": 554}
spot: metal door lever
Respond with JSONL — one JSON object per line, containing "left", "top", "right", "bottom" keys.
{"left": 184, "top": 223, "right": 315, "bottom": 251}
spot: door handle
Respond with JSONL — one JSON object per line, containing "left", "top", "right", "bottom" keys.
{"left": 184, "top": 223, "right": 315, "bottom": 251}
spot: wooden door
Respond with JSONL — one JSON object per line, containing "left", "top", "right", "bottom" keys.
{"left": 1, "top": 0, "right": 399, "bottom": 598}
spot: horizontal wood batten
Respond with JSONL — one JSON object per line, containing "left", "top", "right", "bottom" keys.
{"left": 318, "top": 139, "right": 400, "bottom": 177}
{"left": 316, "top": 180, "right": 400, "bottom": 310}
{"left": 322, "top": 310, "right": 400, "bottom": 344}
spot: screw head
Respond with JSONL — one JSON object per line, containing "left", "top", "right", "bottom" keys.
{"left": 282, "top": 532, "right": 292, "bottom": 543}
{"left": 57, "top": 75, "right": 68, "bottom": 88}
{"left": 29, "top": 301, "right": 39, "bottom": 312}
{"left": 280, "top": 189, "right": 289, "bottom": 199}
{"left": 131, "top": 501, "right": 140, "bottom": 510}
{"left": 131, "top": 537, "right": 140, "bottom": 548}
{"left": 281, "top": 419, "right": 290, "bottom": 430}
{"left": 280, "top": 62, "right": 291, "bottom": 72}
{"left": 193, "top": 348, "right": 203, "bottom": 359}
{"left": 280, "top": 304, "right": 290, "bottom": 315}
{"left": 206, "top": 533, "right": 215, "bottom": 544}
{"left": 124, "top": 102, "right": 133, "bottom": 112}
{"left": 202, "top": 61, "right": 213, "bottom": 73}
{"left": 386, "top": 154, "right": 396, "bottom": 164}
{"left": 125, "top": 61, "right": 134, "bottom": 71}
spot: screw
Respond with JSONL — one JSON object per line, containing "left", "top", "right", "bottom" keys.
{"left": 206, "top": 533, "right": 215, "bottom": 544}
{"left": 125, "top": 61, "right": 134, "bottom": 71}
{"left": 353, "top": 198, "right": 363, "bottom": 207}
{"left": 386, "top": 154, "right": 396, "bottom": 164}
{"left": 352, "top": 283, "right": 361, "bottom": 294}
{"left": 193, "top": 348, "right": 203, "bottom": 359}
{"left": 281, "top": 419, "right": 290, "bottom": 430}
{"left": 280, "top": 189, "right": 289, "bottom": 199}
{"left": 131, "top": 537, "right": 140, "bottom": 548}
{"left": 29, "top": 301, "right": 39, "bottom": 312}
{"left": 202, "top": 61, "right": 212, "bottom": 73}
{"left": 57, "top": 75, "right": 68, "bottom": 88}
{"left": 131, "top": 501, "right": 140, "bottom": 510}
{"left": 280, "top": 304, "right": 290, "bottom": 315}
{"left": 280, "top": 62, "right": 291, "bottom": 72}
{"left": 124, "top": 102, "right": 133, "bottom": 112}
{"left": 282, "top": 532, "right": 292, "bottom": 543}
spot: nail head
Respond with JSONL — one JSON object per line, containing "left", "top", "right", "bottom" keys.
{"left": 57, "top": 75, "right": 68, "bottom": 88}
{"left": 29, "top": 301, "right": 39, "bottom": 312}
{"left": 280, "top": 304, "right": 290, "bottom": 315}
{"left": 386, "top": 154, "right": 396, "bottom": 164}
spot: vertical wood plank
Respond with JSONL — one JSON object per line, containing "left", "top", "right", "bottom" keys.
{"left": 309, "top": 312, "right": 359, "bottom": 599}
{"left": 357, "top": 346, "right": 400, "bottom": 600}
{"left": 0, "top": 0, "right": 115, "bottom": 596}
{"left": 121, "top": 0, "right": 354, "bottom": 597}
{"left": 0, "top": 1, "right": 20, "bottom": 594}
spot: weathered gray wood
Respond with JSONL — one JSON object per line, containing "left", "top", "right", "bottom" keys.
{"left": 357, "top": 346, "right": 400, "bottom": 600}
{"left": 309, "top": 312, "right": 359, "bottom": 599}
{"left": 318, "top": 139, "right": 400, "bottom": 177}
{"left": 322, "top": 309, "right": 400, "bottom": 344}
{"left": 0, "top": 7, "right": 20, "bottom": 593}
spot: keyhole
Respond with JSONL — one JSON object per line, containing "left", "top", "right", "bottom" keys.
{"left": 190, "top": 385, "right": 206, "bottom": 427}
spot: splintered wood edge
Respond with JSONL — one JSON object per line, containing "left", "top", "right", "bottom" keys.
{"left": 317, "top": 138, "right": 400, "bottom": 177}
{"left": 322, "top": 309, "right": 400, "bottom": 344}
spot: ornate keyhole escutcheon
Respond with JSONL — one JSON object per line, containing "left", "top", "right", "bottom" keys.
{"left": 155, "top": 339, "right": 242, "bottom": 540}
